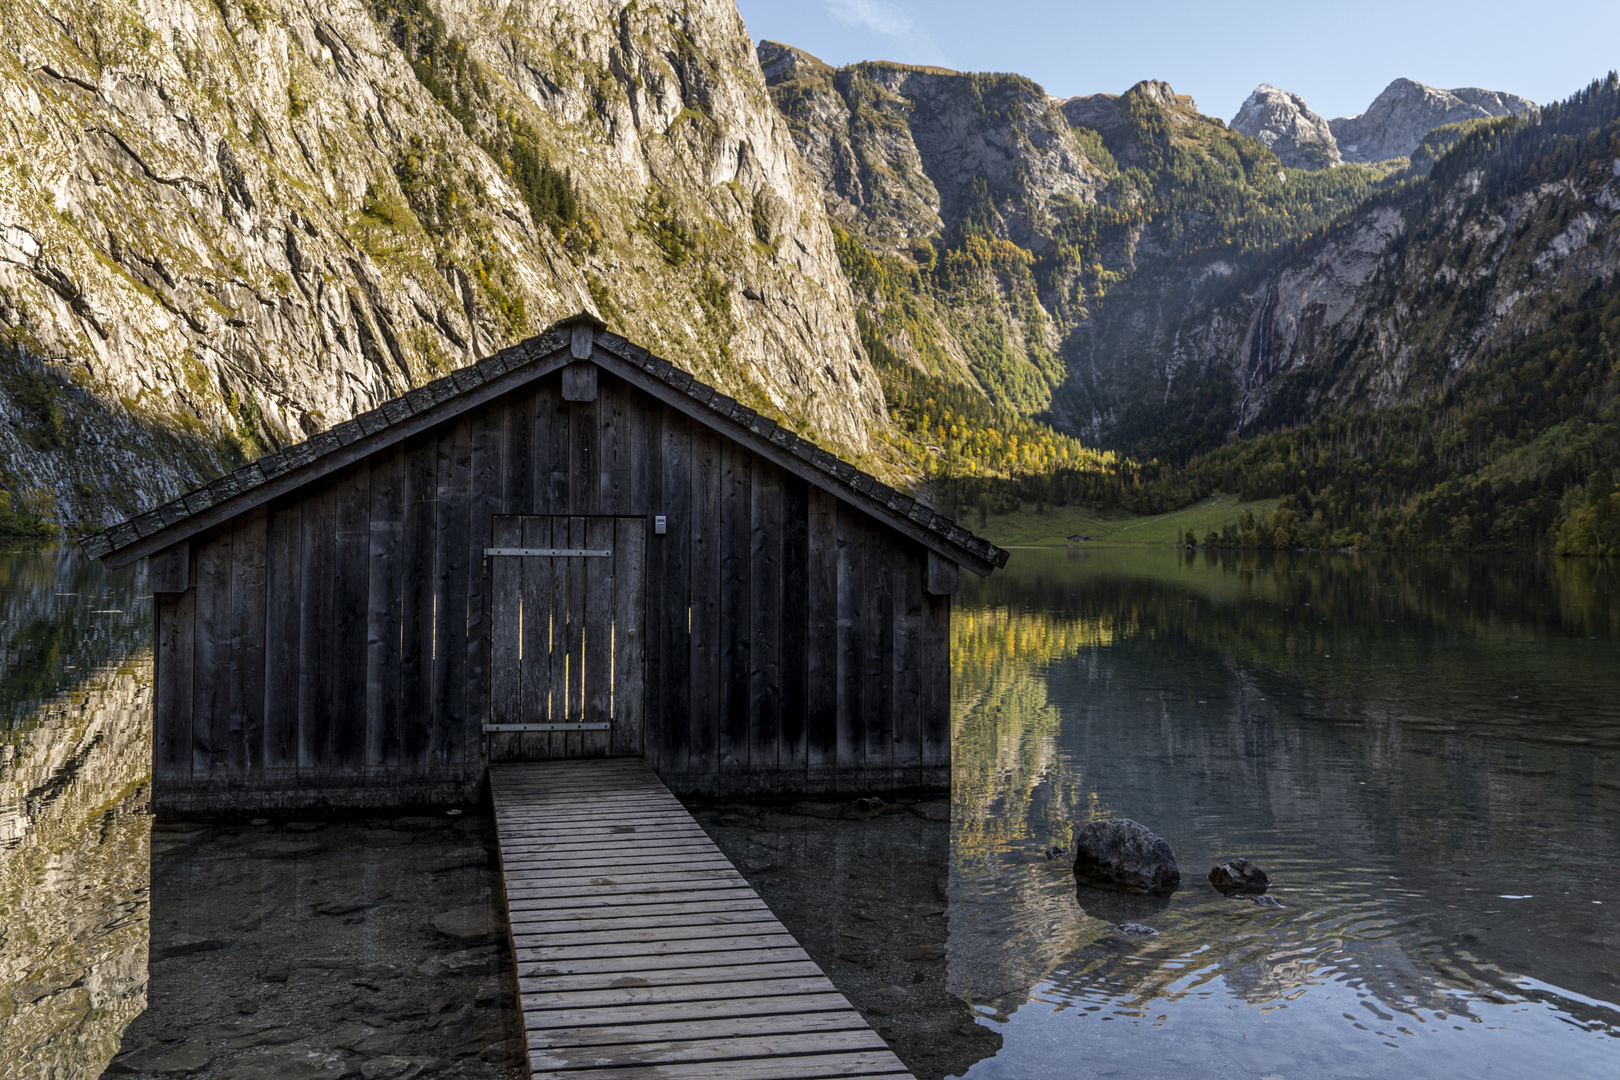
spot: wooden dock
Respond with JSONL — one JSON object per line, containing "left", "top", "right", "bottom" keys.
{"left": 491, "top": 759, "right": 916, "bottom": 1079}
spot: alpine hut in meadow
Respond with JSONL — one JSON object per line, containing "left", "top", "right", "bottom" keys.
{"left": 82, "top": 315, "right": 1009, "bottom": 814}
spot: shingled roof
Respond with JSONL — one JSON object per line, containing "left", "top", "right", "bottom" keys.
{"left": 80, "top": 315, "right": 1011, "bottom": 576}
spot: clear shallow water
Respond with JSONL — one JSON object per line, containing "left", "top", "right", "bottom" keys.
{"left": 3, "top": 540, "right": 1618, "bottom": 1078}
{"left": 948, "top": 546, "right": 1620, "bottom": 1078}
{"left": 0, "top": 543, "right": 524, "bottom": 1080}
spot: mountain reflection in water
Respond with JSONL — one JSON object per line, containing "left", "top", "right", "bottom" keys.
{"left": 948, "top": 546, "right": 1619, "bottom": 1078}
{"left": 0, "top": 544, "right": 152, "bottom": 1078}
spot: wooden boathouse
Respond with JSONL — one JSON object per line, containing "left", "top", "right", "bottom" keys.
{"left": 82, "top": 314, "right": 1007, "bottom": 813}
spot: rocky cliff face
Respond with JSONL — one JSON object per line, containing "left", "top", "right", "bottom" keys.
{"left": 757, "top": 40, "right": 1119, "bottom": 411}
{"left": 758, "top": 40, "right": 1108, "bottom": 255}
{"left": 1229, "top": 84, "right": 1341, "bottom": 170}
{"left": 1231, "top": 78, "right": 1534, "bottom": 171}
{"left": 1331, "top": 77, "right": 1534, "bottom": 163}
{"left": 0, "top": 0, "right": 881, "bottom": 530}
{"left": 1065, "top": 106, "right": 1620, "bottom": 452}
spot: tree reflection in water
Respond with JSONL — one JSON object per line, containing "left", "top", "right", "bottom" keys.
{"left": 948, "top": 546, "right": 1619, "bottom": 1078}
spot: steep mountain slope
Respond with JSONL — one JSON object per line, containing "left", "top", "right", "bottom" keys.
{"left": 760, "top": 46, "right": 1388, "bottom": 467}
{"left": 0, "top": 0, "right": 880, "bottom": 531}
{"left": 1088, "top": 76, "right": 1620, "bottom": 552}
{"left": 757, "top": 39, "right": 1113, "bottom": 420}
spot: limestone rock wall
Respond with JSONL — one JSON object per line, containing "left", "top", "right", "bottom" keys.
{"left": 0, "top": 0, "right": 883, "bottom": 530}
{"left": 758, "top": 41, "right": 1108, "bottom": 255}
{"left": 1229, "top": 84, "right": 1341, "bottom": 170}
{"left": 1331, "top": 78, "right": 1535, "bottom": 164}
{"left": 1057, "top": 143, "right": 1620, "bottom": 443}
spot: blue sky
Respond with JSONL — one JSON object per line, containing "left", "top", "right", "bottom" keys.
{"left": 734, "top": 0, "right": 1620, "bottom": 122}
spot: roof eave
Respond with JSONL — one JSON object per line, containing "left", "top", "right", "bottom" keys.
{"left": 95, "top": 339, "right": 573, "bottom": 569}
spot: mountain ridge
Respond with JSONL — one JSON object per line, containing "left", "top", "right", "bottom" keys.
{"left": 1230, "top": 76, "right": 1535, "bottom": 169}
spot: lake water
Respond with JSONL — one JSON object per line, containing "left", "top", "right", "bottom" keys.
{"left": 1, "top": 542, "right": 1616, "bottom": 1078}
{"left": 941, "top": 545, "right": 1620, "bottom": 1078}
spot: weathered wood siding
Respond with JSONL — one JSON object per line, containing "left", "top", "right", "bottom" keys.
{"left": 151, "top": 369, "right": 951, "bottom": 811}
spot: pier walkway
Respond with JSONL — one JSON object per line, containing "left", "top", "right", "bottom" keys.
{"left": 491, "top": 759, "right": 916, "bottom": 1080}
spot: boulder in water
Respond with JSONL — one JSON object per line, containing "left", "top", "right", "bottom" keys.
{"left": 1071, "top": 819, "right": 1180, "bottom": 894}
{"left": 1208, "top": 858, "right": 1271, "bottom": 894}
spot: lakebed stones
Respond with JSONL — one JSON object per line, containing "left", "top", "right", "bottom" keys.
{"left": 360, "top": 1056, "right": 440, "bottom": 1080}
{"left": 105, "top": 1042, "right": 215, "bottom": 1075}
{"left": 1072, "top": 878, "right": 1172, "bottom": 934}
{"left": 416, "top": 945, "right": 502, "bottom": 978}
{"left": 153, "top": 934, "right": 231, "bottom": 960}
{"left": 1072, "top": 819, "right": 1181, "bottom": 894}
{"left": 431, "top": 905, "right": 503, "bottom": 947}
{"left": 1208, "top": 858, "right": 1272, "bottom": 895}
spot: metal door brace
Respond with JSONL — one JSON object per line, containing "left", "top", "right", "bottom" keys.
{"left": 483, "top": 722, "right": 612, "bottom": 732}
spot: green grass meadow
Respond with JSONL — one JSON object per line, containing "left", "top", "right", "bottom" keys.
{"left": 974, "top": 493, "right": 1284, "bottom": 547}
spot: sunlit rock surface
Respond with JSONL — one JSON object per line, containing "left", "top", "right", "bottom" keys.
{"left": 0, "top": 0, "right": 882, "bottom": 529}
{"left": 1331, "top": 78, "right": 1534, "bottom": 164}
{"left": 0, "top": 661, "right": 152, "bottom": 1080}
{"left": 1230, "top": 83, "right": 1341, "bottom": 170}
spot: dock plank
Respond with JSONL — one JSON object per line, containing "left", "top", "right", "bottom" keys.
{"left": 492, "top": 760, "right": 914, "bottom": 1080}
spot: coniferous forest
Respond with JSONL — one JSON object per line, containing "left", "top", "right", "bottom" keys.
{"left": 835, "top": 74, "right": 1620, "bottom": 556}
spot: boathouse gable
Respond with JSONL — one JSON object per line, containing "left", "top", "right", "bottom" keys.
{"left": 83, "top": 317, "right": 1008, "bottom": 812}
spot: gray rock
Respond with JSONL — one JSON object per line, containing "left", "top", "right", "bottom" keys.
{"left": 227, "top": 1044, "right": 360, "bottom": 1080}
{"left": 787, "top": 801, "right": 848, "bottom": 819}
{"left": 759, "top": 812, "right": 813, "bottom": 830}
{"left": 106, "top": 1042, "right": 214, "bottom": 1075}
{"left": 224, "top": 1023, "right": 304, "bottom": 1050}
{"left": 247, "top": 840, "right": 326, "bottom": 858}
{"left": 1060, "top": 80, "right": 1197, "bottom": 137}
{"left": 1208, "top": 857, "right": 1271, "bottom": 894}
{"left": 1230, "top": 84, "right": 1342, "bottom": 169}
{"left": 417, "top": 946, "right": 502, "bottom": 978}
{"left": 1116, "top": 922, "right": 1159, "bottom": 936}
{"left": 432, "top": 905, "right": 503, "bottom": 946}
{"left": 361, "top": 1056, "right": 440, "bottom": 1079}
{"left": 908, "top": 800, "right": 950, "bottom": 822}
{"left": 356, "top": 961, "right": 407, "bottom": 980}
{"left": 759, "top": 39, "right": 1108, "bottom": 254}
{"left": 1331, "top": 78, "right": 1534, "bottom": 163}
{"left": 1072, "top": 819, "right": 1180, "bottom": 893}
{"left": 152, "top": 934, "right": 230, "bottom": 960}
{"left": 1073, "top": 879, "right": 1172, "bottom": 927}
{"left": 427, "top": 852, "right": 491, "bottom": 873}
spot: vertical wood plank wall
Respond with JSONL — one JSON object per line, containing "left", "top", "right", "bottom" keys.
{"left": 152, "top": 369, "right": 952, "bottom": 811}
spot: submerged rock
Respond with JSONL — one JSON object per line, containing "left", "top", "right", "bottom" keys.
{"left": 1208, "top": 858, "right": 1272, "bottom": 894}
{"left": 1072, "top": 819, "right": 1181, "bottom": 894}
{"left": 1073, "top": 880, "right": 1172, "bottom": 928}
{"left": 152, "top": 934, "right": 231, "bottom": 960}
{"left": 1116, "top": 923, "right": 1159, "bottom": 937}
{"left": 105, "top": 1043, "right": 214, "bottom": 1075}
{"left": 361, "top": 1055, "right": 440, "bottom": 1080}
{"left": 432, "top": 906, "right": 503, "bottom": 947}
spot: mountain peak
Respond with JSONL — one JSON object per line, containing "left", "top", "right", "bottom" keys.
{"left": 1330, "top": 78, "right": 1534, "bottom": 162}
{"left": 1230, "top": 84, "right": 1342, "bottom": 169}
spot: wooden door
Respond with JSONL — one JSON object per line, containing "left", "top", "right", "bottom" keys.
{"left": 486, "top": 515, "right": 646, "bottom": 759}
